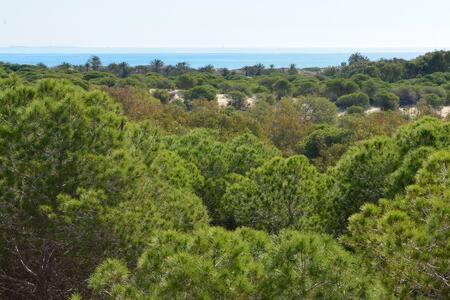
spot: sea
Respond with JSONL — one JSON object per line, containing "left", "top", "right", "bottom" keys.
{"left": 0, "top": 49, "right": 427, "bottom": 69}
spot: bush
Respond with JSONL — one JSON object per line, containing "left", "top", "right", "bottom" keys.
{"left": 152, "top": 89, "right": 171, "bottom": 104}
{"left": 420, "top": 93, "right": 445, "bottom": 108}
{"left": 346, "top": 105, "right": 365, "bottom": 114}
{"left": 272, "top": 79, "right": 292, "bottom": 99}
{"left": 336, "top": 92, "right": 369, "bottom": 108}
{"left": 295, "top": 97, "right": 338, "bottom": 124}
{"left": 222, "top": 156, "right": 328, "bottom": 232}
{"left": 293, "top": 78, "right": 321, "bottom": 96}
{"left": 374, "top": 92, "right": 400, "bottom": 111}
{"left": 419, "top": 86, "right": 447, "bottom": 108}
{"left": 392, "top": 85, "right": 420, "bottom": 106}
{"left": 227, "top": 90, "right": 247, "bottom": 110}
{"left": 325, "top": 78, "right": 359, "bottom": 101}
{"left": 185, "top": 85, "right": 218, "bottom": 101}
{"left": 361, "top": 78, "right": 386, "bottom": 101}
{"left": 176, "top": 74, "right": 197, "bottom": 89}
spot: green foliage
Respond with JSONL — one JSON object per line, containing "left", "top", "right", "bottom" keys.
{"left": 0, "top": 79, "right": 210, "bottom": 298}
{"left": 108, "top": 179, "right": 210, "bottom": 258}
{"left": 149, "top": 150, "right": 204, "bottom": 191}
{"left": 146, "top": 73, "right": 175, "bottom": 89}
{"left": 336, "top": 92, "right": 369, "bottom": 108}
{"left": 325, "top": 78, "right": 359, "bottom": 101}
{"left": 407, "top": 50, "right": 450, "bottom": 76}
{"left": 1, "top": 52, "right": 450, "bottom": 299}
{"left": 346, "top": 105, "right": 365, "bottom": 115}
{"left": 162, "top": 129, "right": 229, "bottom": 181}
{"left": 392, "top": 84, "right": 420, "bottom": 106}
{"left": 0, "top": 80, "right": 125, "bottom": 217}
{"left": 225, "top": 132, "right": 281, "bottom": 175}
{"left": 272, "top": 78, "right": 292, "bottom": 99}
{"left": 162, "top": 129, "right": 280, "bottom": 226}
{"left": 421, "top": 92, "right": 446, "bottom": 108}
{"left": 87, "top": 55, "right": 102, "bottom": 71}
{"left": 227, "top": 90, "right": 247, "bottom": 110}
{"left": 343, "top": 151, "right": 450, "bottom": 298}
{"left": 222, "top": 156, "right": 329, "bottom": 232}
{"left": 152, "top": 89, "right": 170, "bottom": 104}
{"left": 104, "top": 86, "right": 160, "bottom": 121}
{"left": 262, "top": 231, "right": 375, "bottom": 299}
{"left": 185, "top": 84, "right": 218, "bottom": 101}
{"left": 374, "top": 91, "right": 400, "bottom": 110}
{"left": 378, "top": 61, "right": 405, "bottom": 82}
{"left": 90, "top": 228, "right": 375, "bottom": 299}
{"left": 330, "top": 137, "right": 400, "bottom": 232}
{"left": 394, "top": 117, "right": 449, "bottom": 155}
{"left": 90, "top": 227, "right": 268, "bottom": 299}
{"left": 88, "top": 259, "right": 130, "bottom": 297}
{"left": 350, "top": 73, "right": 371, "bottom": 87}
{"left": 176, "top": 74, "right": 197, "bottom": 89}
{"left": 295, "top": 96, "right": 338, "bottom": 124}
{"left": 297, "top": 125, "right": 350, "bottom": 170}
{"left": 261, "top": 98, "right": 312, "bottom": 154}
{"left": 258, "top": 76, "right": 280, "bottom": 90}
{"left": 361, "top": 77, "right": 386, "bottom": 101}
{"left": 0, "top": 80, "right": 134, "bottom": 298}
{"left": 348, "top": 52, "right": 369, "bottom": 66}
{"left": 442, "top": 82, "right": 450, "bottom": 104}
{"left": 293, "top": 77, "right": 322, "bottom": 96}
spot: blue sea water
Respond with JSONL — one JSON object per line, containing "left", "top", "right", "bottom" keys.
{"left": 0, "top": 52, "right": 424, "bottom": 69}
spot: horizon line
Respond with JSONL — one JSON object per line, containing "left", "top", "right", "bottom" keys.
{"left": 0, "top": 46, "right": 446, "bottom": 54}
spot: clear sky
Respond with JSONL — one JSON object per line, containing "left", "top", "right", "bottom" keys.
{"left": 1, "top": 0, "right": 449, "bottom": 49}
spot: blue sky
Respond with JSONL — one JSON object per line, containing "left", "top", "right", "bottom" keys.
{"left": 1, "top": 0, "right": 449, "bottom": 49}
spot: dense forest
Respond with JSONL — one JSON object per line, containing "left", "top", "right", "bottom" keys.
{"left": 0, "top": 51, "right": 449, "bottom": 299}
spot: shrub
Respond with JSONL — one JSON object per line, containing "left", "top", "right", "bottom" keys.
{"left": 346, "top": 105, "right": 365, "bottom": 114}
{"left": 152, "top": 89, "right": 171, "bottom": 104}
{"left": 185, "top": 85, "right": 218, "bottom": 101}
{"left": 374, "top": 92, "right": 400, "bottom": 111}
{"left": 336, "top": 92, "right": 369, "bottom": 108}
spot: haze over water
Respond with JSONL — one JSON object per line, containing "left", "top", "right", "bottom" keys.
{"left": 0, "top": 50, "right": 425, "bottom": 69}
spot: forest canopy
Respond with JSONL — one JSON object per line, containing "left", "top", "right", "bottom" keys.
{"left": 0, "top": 51, "right": 449, "bottom": 299}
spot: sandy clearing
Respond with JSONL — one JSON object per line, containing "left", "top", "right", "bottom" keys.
{"left": 365, "top": 107, "right": 381, "bottom": 114}
{"left": 217, "top": 94, "right": 255, "bottom": 108}
{"left": 399, "top": 106, "right": 419, "bottom": 117}
{"left": 150, "top": 89, "right": 450, "bottom": 118}
{"left": 217, "top": 94, "right": 231, "bottom": 107}
{"left": 351, "top": 105, "right": 448, "bottom": 118}
{"left": 440, "top": 106, "right": 450, "bottom": 118}
{"left": 169, "top": 89, "right": 183, "bottom": 101}
{"left": 246, "top": 97, "right": 256, "bottom": 107}
{"left": 150, "top": 89, "right": 184, "bottom": 102}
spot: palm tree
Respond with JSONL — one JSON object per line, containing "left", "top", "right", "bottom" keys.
{"left": 199, "top": 64, "right": 215, "bottom": 73}
{"left": 150, "top": 59, "right": 164, "bottom": 73}
{"left": 175, "top": 62, "right": 189, "bottom": 74}
{"left": 348, "top": 52, "right": 369, "bottom": 66}
{"left": 88, "top": 55, "right": 102, "bottom": 71}
{"left": 57, "top": 62, "right": 72, "bottom": 70}
{"left": 117, "top": 62, "right": 130, "bottom": 78}
{"left": 254, "top": 63, "right": 265, "bottom": 75}
{"left": 288, "top": 63, "right": 297, "bottom": 75}
{"left": 221, "top": 68, "right": 230, "bottom": 77}
{"left": 243, "top": 66, "right": 250, "bottom": 76}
